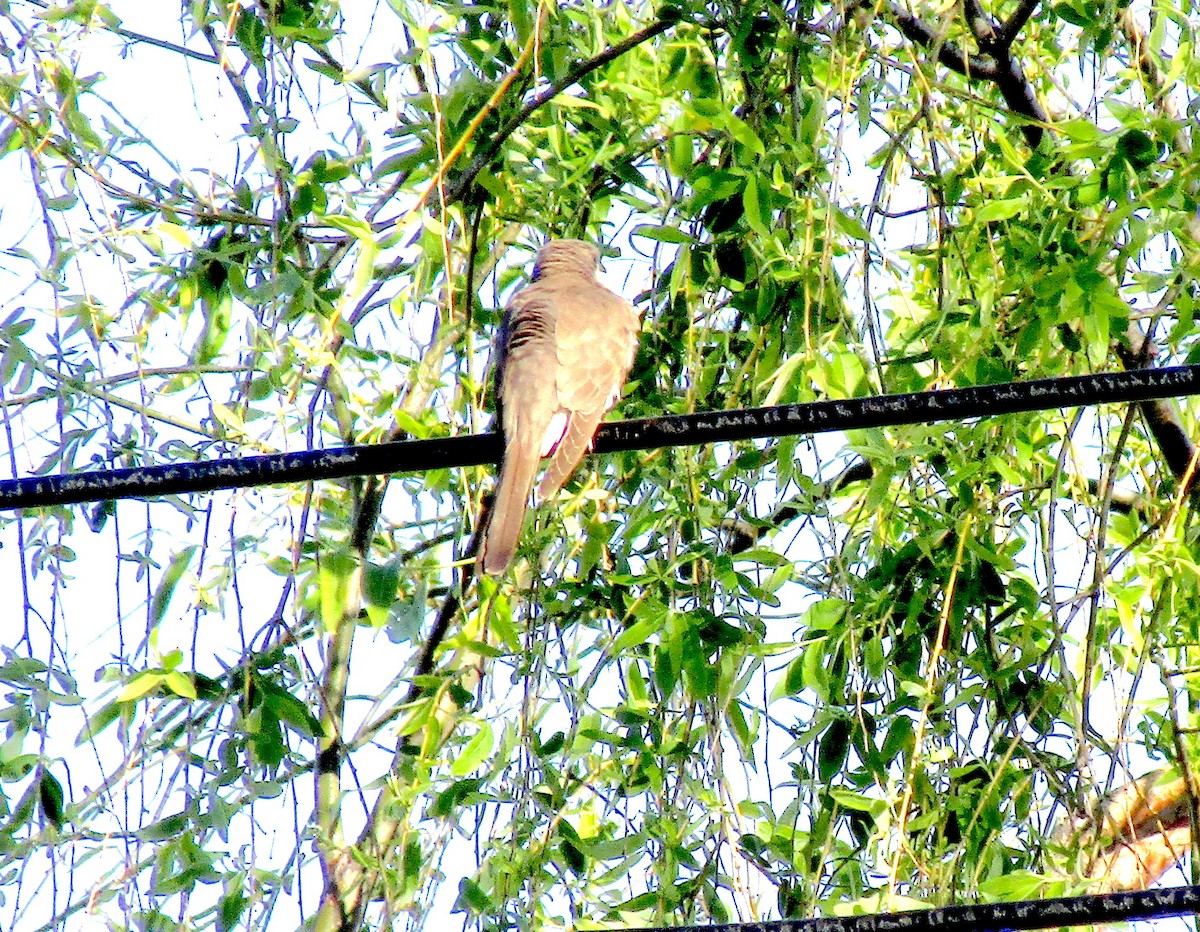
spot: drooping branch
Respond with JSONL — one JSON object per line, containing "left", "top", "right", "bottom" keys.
{"left": 305, "top": 21, "right": 698, "bottom": 920}
{"left": 726, "top": 459, "right": 873, "bottom": 555}
{"left": 1108, "top": 11, "right": 1200, "bottom": 492}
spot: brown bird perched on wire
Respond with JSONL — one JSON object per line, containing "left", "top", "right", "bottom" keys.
{"left": 478, "top": 239, "right": 641, "bottom": 576}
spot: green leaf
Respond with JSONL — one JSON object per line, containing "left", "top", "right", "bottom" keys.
{"left": 76, "top": 701, "right": 124, "bottom": 745}
{"left": 631, "top": 224, "right": 695, "bottom": 244}
{"left": 164, "top": 671, "right": 197, "bottom": 700}
{"left": 210, "top": 402, "right": 245, "bottom": 434}
{"left": 726, "top": 700, "right": 754, "bottom": 760}
{"left": 449, "top": 724, "right": 495, "bottom": 776}
{"left": 150, "top": 546, "right": 196, "bottom": 626}
{"left": 612, "top": 616, "right": 660, "bottom": 653}
{"left": 818, "top": 718, "right": 850, "bottom": 781}
{"left": 262, "top": 685, "right": 320, "bottom": 737}
{"left": 218, "top": 885, "right": 249, "bottom": 932}
{"left": 691, "top": 170, "right": 744, "bottom": 209}
{"left": 724, "top": 114, "right": 765, "bottom": 156}
{"left": 834, "top": 208, "right": 872, "bottom": 241}
{"left": 305, "top": 58, "right": 343, "bottom": 81}
{"left": 431, "top": 778, "right": 485, "bottom": 818}
{"left": 774, "top": 652, "right": 806, "bottom": 700}
{"left": 117, "top": 672, "right": 165, "bottom": 703}
{"left": 318, "top": 548, "right": 358, "bottom": 633}
{"left": 1114, "top": 128, "right": 1161, "bottom": 169}
{"left": 453, "top": 877, "right": 493, "bottom": 915}
{"left": 38, "top": 771, "right": 65, "bottom": 828}
{"left": 743, "top": 174, "right": 772, "bottom": 237}
{"left": 364, "top": 559, "right": 399, "bottom": 615}
{"left": 800, "top": 641, "right": 830, "bottom": 701}
{"left": 139, "top": 811, "right": 189, "bottom": 842}
{"left": 0, "top": 658, "right": 49, "bottom": 685}
{"left": 974, "top": 198, "right": 1026, "bottom": 223}
{"left": 977, "top": 870, "right": 1058, "bottom": 901}
{"left": 320, "top": 212, "right": 375, "bottom": 240}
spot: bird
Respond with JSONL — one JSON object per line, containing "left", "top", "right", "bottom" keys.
{"left": 478, "top": 239, "right": 641, "bottom": 576}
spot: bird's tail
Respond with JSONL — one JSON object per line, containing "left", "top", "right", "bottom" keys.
{"left": 479, "top": 433, "right": 541, "bottom": 575}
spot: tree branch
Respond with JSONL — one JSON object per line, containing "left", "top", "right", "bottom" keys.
{"left": 1000, "top": 0, "right": 1041, "bottom": 45}
{"left": 886, "top": 1, "right": 1047, "bottom": 146}
{"left": 887, "top": 5, "right": 999, "bottom": 78}
{"left": 21, "top": 0, "right": 222, "bottom": 64}
{"left": 1118, "top": 327, "right": 1199, "bottom": 492}
{"left": 991, "top": 52, "right": 1049, "bottom": 146}
{"left": 962, "top": 0, "right": 999, "bottom": 46}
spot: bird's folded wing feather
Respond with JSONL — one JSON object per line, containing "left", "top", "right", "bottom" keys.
{"left": 537, "top": 408, "right": 607, "bottom": 502}
{"left": 536, "top": 284, "right": 639, "bottom": 500}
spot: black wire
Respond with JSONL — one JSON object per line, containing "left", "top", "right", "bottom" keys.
{"left": 623, "top": 884, "right": 1200, "bottom": 932}
{"left": 2, "top": 364, "right": 1199, "bottom": 512}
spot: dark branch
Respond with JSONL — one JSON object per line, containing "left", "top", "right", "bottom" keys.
{"left": 887, "top": 4, "right": 1000, "bottom": 79}
{"left": 727, "top": 459, "right": 874, "bottom": 554}
{"left": 1000, "top": 0, "right": 1041, "bottom": 45}
{"left": 402, "top": 506, "right": 486, "bottom": 705}
{"left": 1118, "top": 334, "right": 1199, "bottom": 490}
{"left": 886, "top": 1, "right": 1046, "bottom": 146}
{"left": 962, "top": 0, "right": 999, "bottom": 45}
{"left": 988, "top": 45, "right": 1049, "bottom": 145}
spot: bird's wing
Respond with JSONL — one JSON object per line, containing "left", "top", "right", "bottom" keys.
{"left": 535, "top": 283, "right": 639, "bottom": 501}
{"left": 536, "top": 407, "right": 609, "bottom": 503}
{"left": 552, "top": 286, "right": 639, "bottom": 412}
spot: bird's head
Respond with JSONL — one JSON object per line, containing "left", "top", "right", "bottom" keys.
{"left": 532, "top": 239, "right": 602, "bottom": 280}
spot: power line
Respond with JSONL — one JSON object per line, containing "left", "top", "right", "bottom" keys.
{"left": 1, "top": 364, "right": 1198, "bottom": 512}
{"left": 625, "top": 883, "right": 1200, "bottom": 932}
